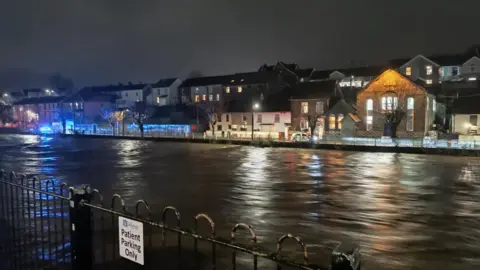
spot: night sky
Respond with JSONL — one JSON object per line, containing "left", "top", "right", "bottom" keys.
{"left": 1, "top": 0, "right": 479, "bottom": 88}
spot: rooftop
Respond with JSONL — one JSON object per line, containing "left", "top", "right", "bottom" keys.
{"left": 13, "top": 96, "right": 65, "bottom": 105}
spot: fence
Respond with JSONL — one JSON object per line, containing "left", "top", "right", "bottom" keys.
{"left": 0, "top": 170, "right": 360, "bottom": 270}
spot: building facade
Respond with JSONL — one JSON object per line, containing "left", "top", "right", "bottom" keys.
{"left": 356, "top": 69, "right": 438, "bottom": 138}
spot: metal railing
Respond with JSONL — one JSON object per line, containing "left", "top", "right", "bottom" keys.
{"left": 0, "top": 170, "right": 360, "bottom": 270}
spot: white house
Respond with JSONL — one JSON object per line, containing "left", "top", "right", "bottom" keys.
{"left": 115, "top": 83, "right": 148, "bottom": 109}
{"left": 212, "top": 111, "right": 291, "bottom": 140}
{"left": 146, "top": 78, "right": 182, "bottom": 106}
{"left": 461, "top": 56, "right": 480, "bottom": 82}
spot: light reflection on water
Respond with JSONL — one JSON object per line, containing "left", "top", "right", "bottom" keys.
{"left": 1, "top": 134, "right": 480, "bottom": 269}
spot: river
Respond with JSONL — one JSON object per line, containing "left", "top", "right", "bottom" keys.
{"left": 1, "top": 134, "right": 480, "bottom": 270}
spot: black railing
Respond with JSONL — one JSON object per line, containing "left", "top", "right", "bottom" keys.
{"left": 0, "top": 170, "right": 361, "bottom": 270}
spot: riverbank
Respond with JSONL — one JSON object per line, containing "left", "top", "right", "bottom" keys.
{"left": 60, "top": 133, "right": 480, "bottom": 156}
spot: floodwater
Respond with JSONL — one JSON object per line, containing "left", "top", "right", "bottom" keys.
{"left": 1, "top": 134, "right": 480, "bottom": 270}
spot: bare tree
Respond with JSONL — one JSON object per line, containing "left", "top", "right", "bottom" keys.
{"left": 0, "top": 104, "right": 12, "bottom": 125}
{"left": 130, "top": 102, "right": 154, "bottom": 138}
{"left": 301, "top": 112, "right": 322, "bottom": 142}
{"left": 100, "top": 107, "right": 117, "bottom": 135}
{"left": 369, "top": 89, "right": 419, "bottom": 138}
{"left": 202, "top": 100, "right": 225, "bottom": 138}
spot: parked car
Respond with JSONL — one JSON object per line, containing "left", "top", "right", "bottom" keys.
{"left": 291, "top": 132, "right": 310, "bottom": 142}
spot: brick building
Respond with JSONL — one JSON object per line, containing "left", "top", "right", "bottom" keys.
{"left": 356, "top": 69, "right": 440, "bottom": 138}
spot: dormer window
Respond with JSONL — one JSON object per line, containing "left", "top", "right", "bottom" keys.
{"left": 426, "top": 65, "right": 433, "bottom": 75}
{"left": 406, "top": 67, "right": 412, "bottom": 76}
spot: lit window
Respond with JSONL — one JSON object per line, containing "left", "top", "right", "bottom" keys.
{"left": 406, "top": 67, "right": 412, "bottom": 76}
{"left": 202, "top": 94, "right": 206, "bottom": 101}
{"left": 337, "top": 114, "right": 344, "bottom": 130}
{"left": 208, "top": 94, "right": 213, "bottom": 101}
{"left": 225, "top": 87, "right": 230, "bottom": 93}
{"left": 194, "top": 95, "right": 200, "bottom": 103}
{"left": 274, "top": 114, "right": 280, "bottom": 123}
{"left": 329, "top": 114, "right": 336, "bottom": 130}
{"left": 468, "top": 77, "right": 477, "bottom": 81}
{"left": 366, "top": 99, "right": 373, "bottom": 131}
{"left": 301, "top": 102, "right": 308, "bottom": 114}
{"left": 315, "top": 101, "right": 324, "bottom": 114}
{"left": 381, "top": 96, "right": 397, "bottom": 112}
{"left": 257, "top": 114, "right": 262, "bottom": 123}
{"left": 426, "top": 65, "right": 432, "bottom": 75}
{"left": 426, "top": 79, "right": 433, "bottom": 85}
{"left": 238, "top": 86, "right": 243, "bottom": 93}
{"left": 216, "top": 94, "right": 220, "bottom": 101}
{"left": 432, "top": 99, "right": 436, "bottom": 112}
{"left": 406, "top": 97, "right": 414, "bottom": 131}
{"left": 195, "top": 88, "right": 199, "bottom": 92}
{"left": 156, "top": 97, "right": 160, "bottom": 104}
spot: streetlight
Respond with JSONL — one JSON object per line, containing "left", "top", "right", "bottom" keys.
{"left": 252, "top": 102, "right": 260, "bottom": 140}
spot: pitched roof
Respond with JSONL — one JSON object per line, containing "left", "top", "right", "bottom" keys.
{"left": 180, "top": 71, "right": 279, "bottom": 88}
{"left": 452, "top": 96, "right": 480, "bottom": 114}
{"left": 359, "top": 69, "right": 428, "bottom": 95}
{"left": 13, "top": 96, "right": 65, "bottom": 105}
{"left": 309, "top": 66, "right": 385, "bottom": 81}
{"left": 63, "top": 88, "right": 116, "bottom": 103}
{"left": 84, "top": 83, "right": 148, "bottom": 93}
{"left": 179, "top": 75, "right": 232, "bottom": 87}
{"left": 152, "top": 78, "right": 177, "bottom": 88}
{"left": 290, "top": 81, "right": 338, "bottom": 99}
{"left": 23, "top": 88, "right": 42, "bottom": 95}
{"left": 295, "top": 68, "right": 314, "bottom": 78}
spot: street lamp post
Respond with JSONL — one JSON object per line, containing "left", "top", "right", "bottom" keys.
{"left": 252, "top": 102, "right": 260, "bottom": 140}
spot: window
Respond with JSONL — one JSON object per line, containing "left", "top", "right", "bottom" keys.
{"left": 202, "top": 94, "right": 206, "bottom": 101}
{"left": 156, "top": 97, "right": 160, "bottom": 104}
{"left": 242, "top": 115, "right": 247, "bottom": 122}
{"left": 136, "top": 92, "right": 139, "bottom": 97}
{"left": 194, "top": 95, "right": 200, "bottom": 103}
{"left": 329, "top": 114, "right": 336, "bottom": 129}
{"left": 315, "top": 101, "right": 324, "bottom": 114}
{"left": 432, "top": 99, "right": 436, "bottom": 112}
{"left": 406, "top": 67, "right": 412, "bottom": 76}
{"left": 366, "top": 99, "right": 373, "bottom": 131}
{"left": 257, "top": 114, "right": 262, "bottom": 123}
{"left": 274, "top": 114, "right": 280, "bottom": 123}
{"left": 217, "top": 125, "right": 222, "bottom": 131}
{"left": 238, "top": 86, "right": 243, "bottom": 93}
{"left": 337, "top": 114, "right": 344, "bottom": 130}
{"left": 228, "top": 124, "right": 232, "bottom": 130}
{"left": 157, "top": 89, "right": 161, "bottom": 95}
{"left": 470, "top": 64, "right": 476, "bottom": 73}
{"left": 301, "top": 102, "right": 308, "bottom": 114}
{"left": 381, "top": 96, "right": 397, "bottom": 112}
{"left": 225, "top": 87, "right": 230, "bottom": 93}
{"left": 469, "top": 115, "right": 478, "bottom": 126}
{"left": 216, "top": 94, "right": 220, "bottom": 101}
{"left": 426, "top": 65, "right": 433, "bottom": 75}
{"left": 452, "top": 66, "right": 459, "bottom": 76}
{"left": 406, "top": 97, "right": 414, "bottom": 131}
{"left": 208, "top": 94, "right": 213, "bottom": 101}
{"left": 426, "top": 79, "right": 433, "bottom": 85}
{"left": 125, "top": 93, "right": 128, "bottom": 97}
{"left": 226, "top": 114, "right": 230, "bottom": 122}
{"left": 216, "top": 114, "right": 221, "bottom": 122}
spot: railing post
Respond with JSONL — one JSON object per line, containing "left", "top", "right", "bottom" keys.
{"left": 331, "top": 242, "right": 361, "bottom": 270}
{"left": 70, "top": 185, "right": 93, "bottom": 270}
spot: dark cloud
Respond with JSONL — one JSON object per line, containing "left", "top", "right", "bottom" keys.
{"left": 0, "top": 0, "right": 479, "bottom": 87}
